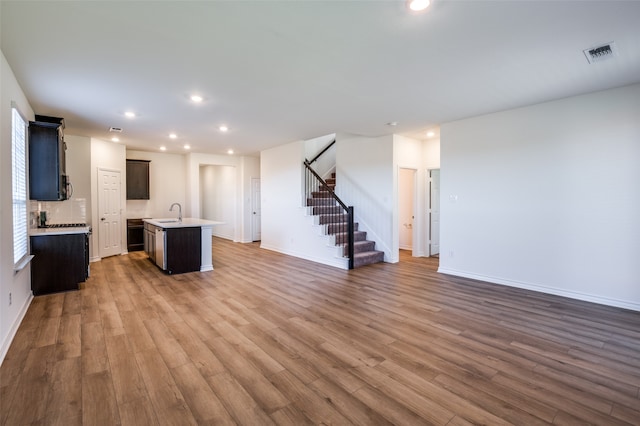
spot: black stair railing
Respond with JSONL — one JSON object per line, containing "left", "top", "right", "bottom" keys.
{"left": 303, "top": 159, "right": 354, "bottom": 270}
{"left": 308, "top": 138, "right": 336, "bottom": 165}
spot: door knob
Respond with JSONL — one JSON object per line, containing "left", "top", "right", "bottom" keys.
{"left": 100, "top": 217, "right": 106, "bottom": 221}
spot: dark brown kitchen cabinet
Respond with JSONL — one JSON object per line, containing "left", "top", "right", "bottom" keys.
{"left": 126, "top": 159, "right": 150, "bottom": 200}
{"left": 166, "top": 227, "right": 201, "bottom": 274}
{"left": 30, "top": 233, "right": 89, "bottom": 295}
{"left": 29, "top": 116, "right": 68, "bottom": 201}
{"left": 127, "top": 218, "right": 145, "bottom": 252}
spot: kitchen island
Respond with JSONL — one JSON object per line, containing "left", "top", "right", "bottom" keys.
{"left": 143, "top": 218, "right": 223, "bottom": 274}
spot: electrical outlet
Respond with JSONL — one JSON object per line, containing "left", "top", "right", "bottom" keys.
{"left": 9, "top": 292, "right": 12, "bottom": 306}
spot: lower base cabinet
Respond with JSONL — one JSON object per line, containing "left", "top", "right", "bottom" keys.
{"left": 165, "top": 227, "right": 201, "bottom": 274}
{"left": 144, "top": 223, "right": 156, "bottom": 263}
{"left": 127, "top": 218, "right": 145, "bottom": 252}
{"left": 30, "top": 233, "right": 89, "bottom": 295}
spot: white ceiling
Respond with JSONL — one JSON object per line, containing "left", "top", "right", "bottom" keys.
{"left": 2, "top": 1, "right": 639, "bottom": 156}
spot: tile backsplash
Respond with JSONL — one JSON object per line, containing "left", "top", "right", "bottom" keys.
{"left": 30, "top": 198, "right": 88, "bottom": 227}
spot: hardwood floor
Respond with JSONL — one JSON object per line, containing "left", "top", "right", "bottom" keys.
{"left": 1, "top": 238, "right": 639, "bottom": 425}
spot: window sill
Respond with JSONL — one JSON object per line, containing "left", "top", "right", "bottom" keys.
{"left": 14, "top": 255, "right": 34, "bottom": 274}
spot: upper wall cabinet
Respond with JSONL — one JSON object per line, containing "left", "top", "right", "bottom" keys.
{"left": 29, "top": 115, "right": 68, "bottom": 201}
{"left": 126, "top": 159, "right": 150, "bottom": 200}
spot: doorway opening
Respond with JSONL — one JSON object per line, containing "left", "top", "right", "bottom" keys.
{"left": 199, "top": 165, "right": 236, "bottom": 241}
{"left": 399, "top": 168, "right": 417, "bottom": 257}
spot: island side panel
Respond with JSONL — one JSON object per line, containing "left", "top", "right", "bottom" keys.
{"left": 200, "top": 225, "right": 213, "bottom": 271}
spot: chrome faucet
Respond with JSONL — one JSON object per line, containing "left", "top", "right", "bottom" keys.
{"left": 169, "top": 203, "right": 182, "bottom": 222}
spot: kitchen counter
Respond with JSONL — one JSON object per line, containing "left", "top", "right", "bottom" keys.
{"left": 30, "top": 226, "right": 91, "bottom": 236}
{"left": 143, "top": 218, "right": 223, "bottom": 272}
{"left": 143, "top": 218, "right": 223, "bottom": 229}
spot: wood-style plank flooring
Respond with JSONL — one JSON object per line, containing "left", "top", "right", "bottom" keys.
{"left": 1, "top": 238, "right": 639, "bottom": 425}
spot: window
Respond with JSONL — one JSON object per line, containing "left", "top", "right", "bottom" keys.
{"left": 12, "top": 107, "right": 28, "bottom": 266}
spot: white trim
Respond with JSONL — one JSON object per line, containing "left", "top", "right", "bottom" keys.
{"left": 259, "top": 243, "right": 349, "bottom": 270}
{"left": 13, "top": 255, "right": 34, "bottom": 273}
{"left": 437, "top": 267, "right": 640, "bottom": 312}
{"left": 0, "top": 294, "right": 33, "bottom": 366}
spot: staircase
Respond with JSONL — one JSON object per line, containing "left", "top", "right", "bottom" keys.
{"left": 307, "top": 173, "right": 384, "bottom": 268}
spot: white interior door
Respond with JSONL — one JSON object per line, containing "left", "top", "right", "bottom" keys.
{"left": 251, "top": 177, "right": 261, "bottom": 241}
{"left": 98, "top": 168, "right": 122, "bottom": 258}
{"left": 399, "top": 168, "right": 416, "bottom": 251}
{"left": 430, "top": 169, "right": 440, "bottom": 256}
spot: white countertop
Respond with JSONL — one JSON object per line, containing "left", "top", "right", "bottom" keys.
{"left": 143, "top": 218, "right": 224, "bottom": 229}
{"left": 30, "top": 226, "right": 91, "bottom": 236}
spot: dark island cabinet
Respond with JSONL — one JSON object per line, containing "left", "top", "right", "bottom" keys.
{"left": 30, "top": 233, "right": 89, "bottom": 295}
{"left": 166, "top": 227, "right": 201, "bottom": 274}
{"left": 29, "top": 117, "right": 68, "bottom": 201}
{"left": 126, "top": 159, "right": 150, "bottom": 200}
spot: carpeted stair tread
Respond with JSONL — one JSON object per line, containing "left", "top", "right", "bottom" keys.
{"left": 343, "top": 240, "right": 375, "bottom": 256}
{"left": 354, "top": 251, "right": 385, "bottom": 268}
{"left": 334, "top": 230, "right": 367, "bottom": 244}
{"left": 313, "top": 205, "right": 342, "bottom": 215}
{"left": 319, "top": 213, "right": 349, "bottom": 224}
{"left": 327, "top": 222, "right": 358, "bottom": 234}
{"left": 311, "top": 191, "right": 333, "bottom": 198}
{"left": 307, "top": 198, "right": 336, "bottom": 206}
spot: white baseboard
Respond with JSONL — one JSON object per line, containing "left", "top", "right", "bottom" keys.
{"left": 438, "top": 267, "right": 640, "bottom": 312}
{"left": 259, "top": 243, "right": 349, "bottom": 270}
{"left": 0, "top": 293, "right": 33, "bottom": 366}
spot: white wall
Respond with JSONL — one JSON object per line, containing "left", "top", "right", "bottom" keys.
{"left": 261, "top": 140, "right": 347, "bottom": 268}
{"left": 0, "top": 50, "right": 34, "bottom": 363}
{"left": 90, "top": 138, "right": 126, "bottom": 261}
{"left": 424, "top": 137, "right": 441, "bottom": 170}
{"left": 125, "top": 150, "right": 186, "bottom": 220}
{"left": 200, "top": 165, "right": 236, "bottom": 240}
{"left": 65, "top": 135, "right": 92, "bottom": 222}
{"left": 336, "top": 134, "right": 395, "bottom": 262}
{"left": 439, "top": 84, "right": 640, "bottom": 311}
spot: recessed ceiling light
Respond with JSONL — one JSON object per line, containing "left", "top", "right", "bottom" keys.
{"left": 125, "top": 111, "right": 136, "bottom": 118}
{"left": 191, "top": 95, "right": 203, "bottom": 103}
{"left": 387, "top": 121, "right": 398, "bottom": 127}
{"left": 169, "top": 133, "right": 177, "bottom": 139}
{"left": 111, "top": 137, "right": 120, "bottom": 142}
{"left": 408, "top": 0, "right": 430, "bottom": 11}
{"left": 184, "top": 144, "right": 191, "bottom": 150}
{"left": 227, "top": 149, "right": 234, "bottom": 155}
{"left": 426, "top": 131, "right": 435, "bottom": 138}
{"left": 219, "top": 125, "right": 229, "bottom": 132}
{"left": 160, "top": 146, "right": 166, "bottom": 151}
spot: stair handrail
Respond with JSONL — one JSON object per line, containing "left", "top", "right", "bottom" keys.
{"left": 303, "top": 159, "right": 354, "bottom": 269}
{"left": 307, "top": 138, "right": 336, "bottom": 165}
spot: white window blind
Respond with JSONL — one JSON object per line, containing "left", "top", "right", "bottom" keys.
{"left": 12, "top": 107, "right": 28, "bottom": 266}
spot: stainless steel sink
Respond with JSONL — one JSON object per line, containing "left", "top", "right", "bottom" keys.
{"left": 157, "top": 219, "right": 179, "bottom": 223}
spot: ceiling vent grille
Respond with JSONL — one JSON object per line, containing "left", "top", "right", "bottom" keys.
{"left": 109, "top": 127, "right": 123, "bottom": 133}
{"left": 583, "top": 42, "right": 617, "bottom": 64}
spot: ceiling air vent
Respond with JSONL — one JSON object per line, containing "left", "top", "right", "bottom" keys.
{"left": 583, "top": 42, "right": 617, "bottom": 64}
{"left": 109, "top": 127, "right": 123, "bottom": 133}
